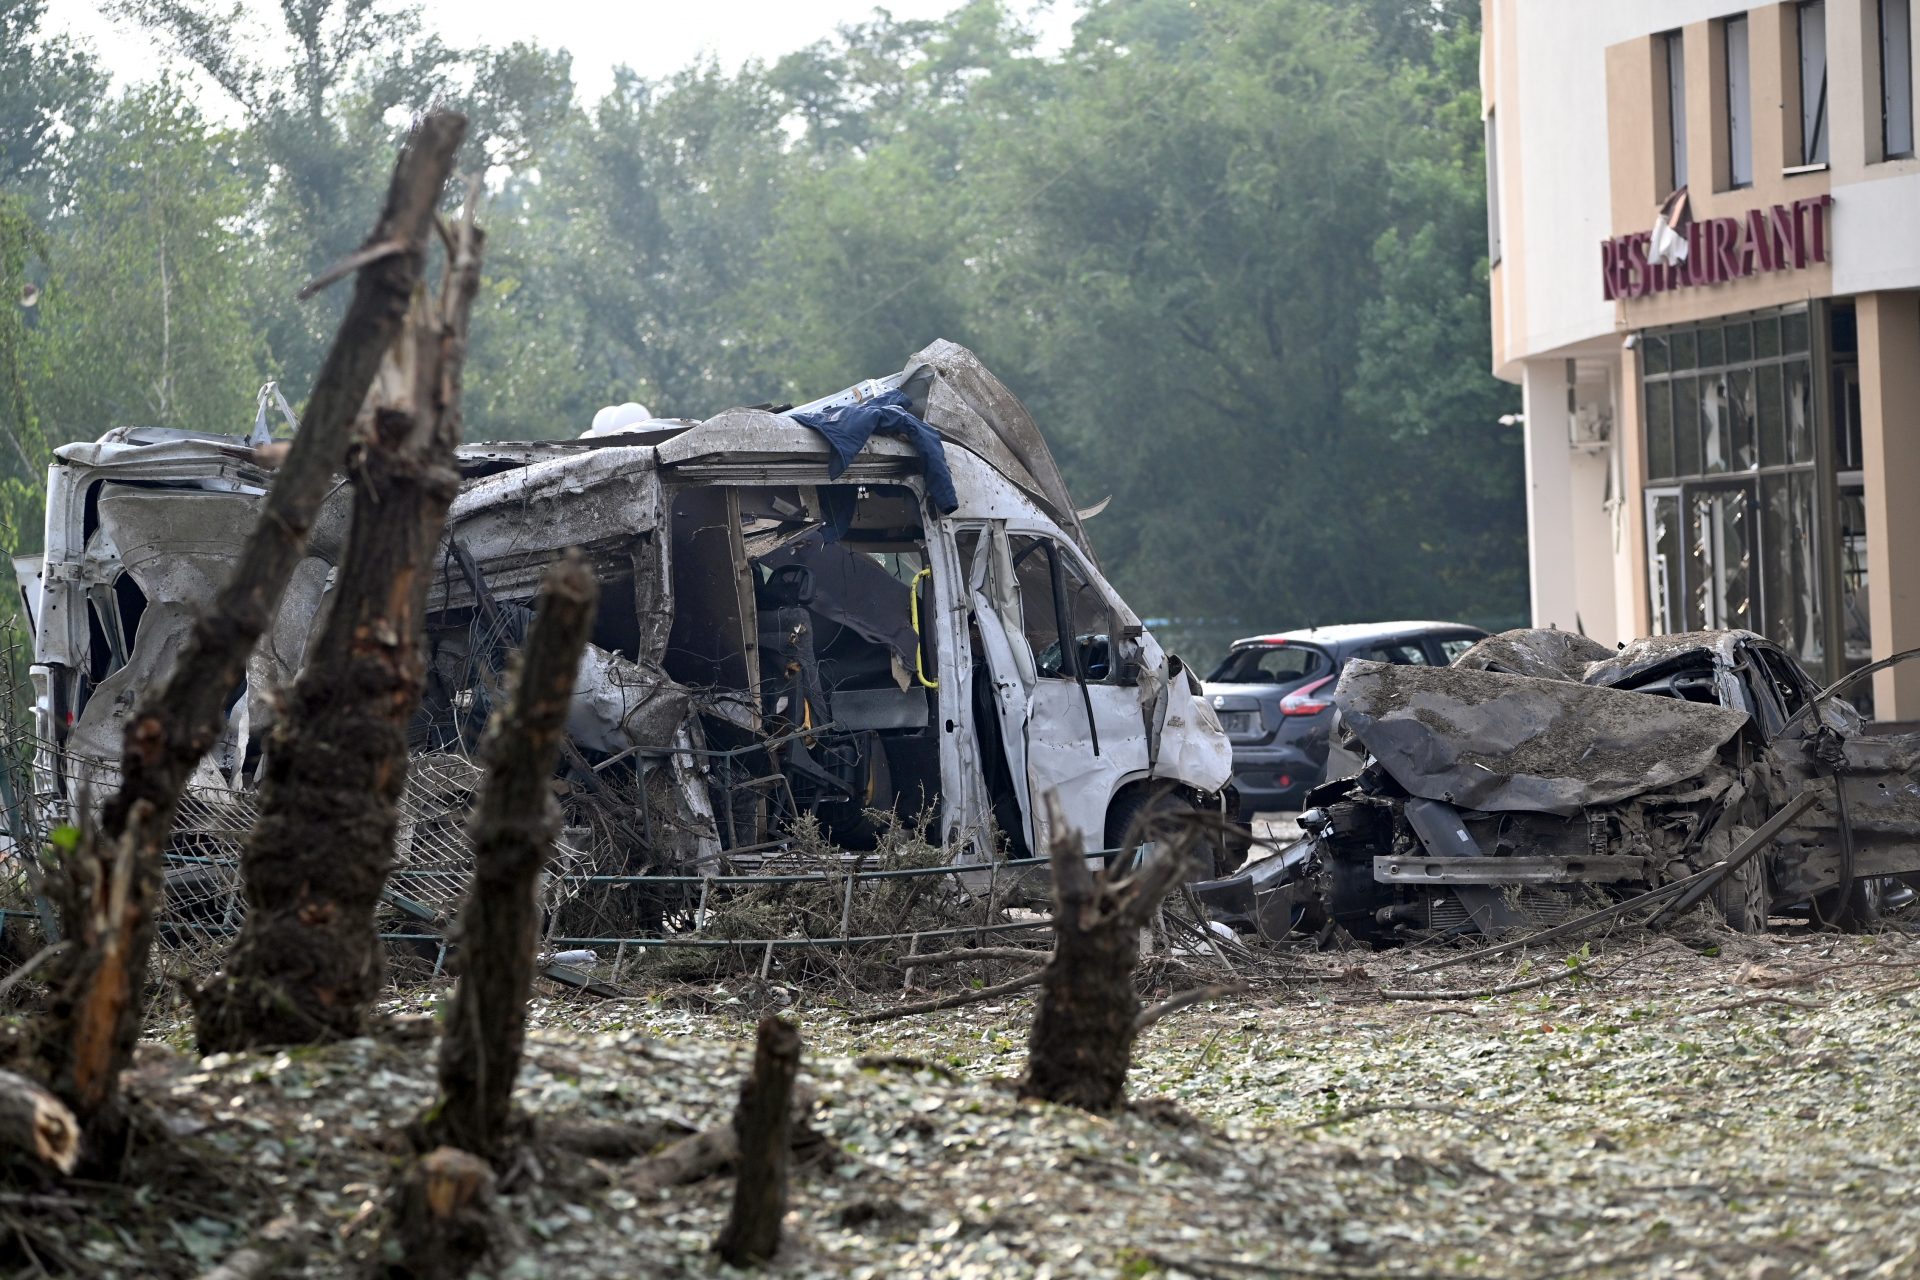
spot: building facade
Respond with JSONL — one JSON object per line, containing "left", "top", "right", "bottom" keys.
{"left": 1483, "top": 0, "right": 1920, "bottom": 720}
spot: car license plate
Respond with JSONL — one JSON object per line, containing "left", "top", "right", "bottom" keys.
{"left": 1219, "top": 711, "right": 1256, "bottom": 734}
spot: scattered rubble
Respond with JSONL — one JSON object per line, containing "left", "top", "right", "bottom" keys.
{"left": 4, "top": 930, "right": 1918, "bottom": 1277}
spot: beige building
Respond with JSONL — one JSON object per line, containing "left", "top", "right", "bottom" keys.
{"left": 1483, "top": 0, "right": 1920, "bottom": 719}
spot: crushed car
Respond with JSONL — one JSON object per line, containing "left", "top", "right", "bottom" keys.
{"left": 1195, "top": 626, "right": 1920, "bottom": 943}
{"left": 13, "top": 340, "right": 1236, "bottom": 926}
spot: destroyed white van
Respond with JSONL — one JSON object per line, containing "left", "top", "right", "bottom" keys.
{"left": 15, "top": 340, "right": 1234, "bottom": 893}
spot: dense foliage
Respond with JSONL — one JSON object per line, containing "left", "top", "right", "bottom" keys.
{"left": 0, "top": 0, "right": 1524, "bottom": 657}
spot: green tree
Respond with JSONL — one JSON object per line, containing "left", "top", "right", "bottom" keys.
{"left": 1342, "top": 15, "right": 1525, "bottom": 628}
{"left": 0, "top": 195, "right": 49, "bottom": 553}
{"left": 0, "top": 0, "right": 105, "bottom": 210}
{"left": 969, "top": 0, "right": 1405, "bottom": 628}
{"left": 30, "top": 87, "right": 267, "bottom": 439}
{"left": 109, "top": 0, "right": 575, "bottom": 401}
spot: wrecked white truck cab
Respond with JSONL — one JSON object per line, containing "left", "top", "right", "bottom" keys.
{"left": 19, "top": 340, "right": 1232, "bottom": 883}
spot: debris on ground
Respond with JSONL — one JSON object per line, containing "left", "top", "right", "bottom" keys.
{"left": 7, "top": 929, "right": 1918, "bottom": 1278}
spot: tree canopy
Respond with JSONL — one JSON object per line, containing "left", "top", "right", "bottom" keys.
{"left": 0, "top": 0, "right": 1524, "bottom": 660}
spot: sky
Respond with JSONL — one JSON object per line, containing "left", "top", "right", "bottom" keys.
{"left": 41, "top": 0, "right": 1078, "bottom": 109}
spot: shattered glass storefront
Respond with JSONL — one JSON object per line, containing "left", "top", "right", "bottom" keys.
{"left": 1640, "top": 303, "right": 1866, "bottom": 702}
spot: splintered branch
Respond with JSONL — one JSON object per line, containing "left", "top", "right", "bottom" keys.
{"left": 1021, "top": 794, "right": 1190, "bottom": 1113}
{"left": 426, "top": 552, "right": 600, "bottom": 1161}
{"left": 33, "top": 111, "right": 468, "bottom": 1152}
{"left": 192, "top": 114, "right": 483, "bottom": 1053}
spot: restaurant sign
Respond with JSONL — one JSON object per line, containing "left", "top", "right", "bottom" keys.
{"left": 1601, "top": 195, "right": 1832, "bottom": 300}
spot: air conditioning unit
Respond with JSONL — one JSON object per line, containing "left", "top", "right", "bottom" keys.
{"left": 1569, "top": 402, "right": 1612, "bottom": 452}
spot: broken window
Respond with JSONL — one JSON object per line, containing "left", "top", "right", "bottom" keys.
{"left": 1353, "top": 642, "right": 1432, "bottom": 667}
{"left": 1009, "top": 534, "right": 1116, "bottom": 683}
{"left": 1207, "top": 644, "right": 1327, "bottom": 685}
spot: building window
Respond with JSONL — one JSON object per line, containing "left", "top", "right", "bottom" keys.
{"left": 1485, "top": 110, "right": 1502, "bottom": 265}
{"left": 1725, "top": 16, "right": 1752, "bottom": 188}
{"left": 1798, "top": 1, "right": 1829, "bottom": 166}
{"left": 1640, "top": 308, "right": 1828, "bottom": 679}
{"left": 1662, "top": 30, "right": 1688, "bottom": 190}
{"left": 1885, "top": 0, "right": 1915, "bottom": 159}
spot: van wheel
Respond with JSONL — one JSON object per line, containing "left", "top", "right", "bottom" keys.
{"left": 1104, "top": 786, "right": 1230, "bottom": 880}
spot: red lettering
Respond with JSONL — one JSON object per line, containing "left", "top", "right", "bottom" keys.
{"left": 1713, "top": 217, "right": 1742, "bottom": 280}
{"left": 1771, "top": 203, "right": 1806, "bottom": 268}
{"left": 1685, "top": 221, "right": 1711, "bottom": 284}
{"left": 1744, "top": 208, "right": 1775, "bottom": 272}
{"left": 1800, "top": 194, "right": 1833, "bottom": 262}
{"left": 1602, "top": 240, "right": 1619, "bottom": 299}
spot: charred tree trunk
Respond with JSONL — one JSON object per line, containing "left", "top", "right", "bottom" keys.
{"left": 33, "top": 113, "right": 467, "bottom": 1149}
{"left": 425, "top": 553, "right": 598, "bottom": 1160}
{"left": 374, "top": 1145, "right": 495, "bottom": 1280}
{"left": 1020, "top": 796, "right": 1187, "bottom": 1113}
{"left": 194, "top": 174, "right": 486, "bottom": 1053}
{"left": 714, "top": 1017, "right": 802, "bottom": 1268}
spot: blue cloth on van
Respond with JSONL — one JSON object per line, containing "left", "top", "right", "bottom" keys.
{"left": 789, "top": 391, "right": 959, "bottom": 540}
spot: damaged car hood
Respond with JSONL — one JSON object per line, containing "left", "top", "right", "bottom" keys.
{"left": 1335, "top": 660, "right": 1750, "bottom": 817}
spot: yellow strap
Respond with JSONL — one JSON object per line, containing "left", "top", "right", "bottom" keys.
{"left": 910, "top": 567, "right": 939, "bottom": 689}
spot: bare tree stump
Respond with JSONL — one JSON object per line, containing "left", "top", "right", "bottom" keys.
{"left": 35, "top": 111, "right": 469, "bottom": 1148}
{"left": 195, "top": 152, "right": 486, "bottom": 1053}
{"left": 374, "top": 1146, "right": 494, "bottom": 1280}
{"left": 1020, "top": 796, "right": 1188, "bottom": 1113}
{"left": 0, "top": 1068, "right": 78, "bottom": 1176}
{"left": 714, "top": 1017, "right": 802, "bottom": 1267}
{"left": 425, "top": 552, "right": 598, "bottom": 1160}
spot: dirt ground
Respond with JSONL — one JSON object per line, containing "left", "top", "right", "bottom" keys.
{"left": 14, "top": 922, "right": 1920, "bottom": 1279}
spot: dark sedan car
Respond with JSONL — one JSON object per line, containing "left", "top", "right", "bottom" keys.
{"left": 1202, "top": 620, "right": 1487, "bottom": 813}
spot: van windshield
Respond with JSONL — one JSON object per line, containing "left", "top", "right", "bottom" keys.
{"left": 1207, "top": 643, "right": 1327, "bottom": 684}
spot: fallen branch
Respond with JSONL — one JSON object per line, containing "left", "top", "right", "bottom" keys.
{"left": 631, "top": 1125, "right": 737, "bottom": 1196}
{"left": 895, "top": 946, "right": 1052, "bottom": 969}
{"left": 1678, "top": 995, "right": 1825, "bottom": 1017}
{"left": 1135, "top": 983, "right": 1245, "bottom": 1033}
{"left": 1383, "top": 944, "right": 1666, "bottom": 1001}
{"left": 538, "top": 1117, "right": 693, "bottom": 1161}
{"left": 852, "top": 1054, "right": 961, "bottom": 1082}
{"left": 1745, "top": 959, "right": 1919, "bottom": 988}
{"left": 848, "top": 968, "right": 1044, "bottom": 1024}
